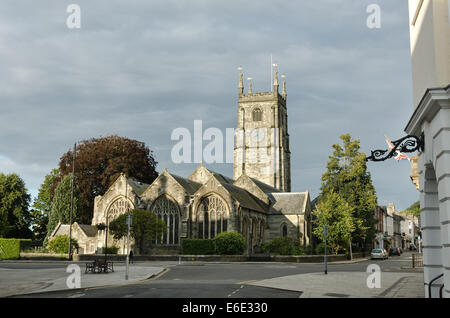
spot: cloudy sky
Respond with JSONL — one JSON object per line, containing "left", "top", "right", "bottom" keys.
{"left": 0, "top": 0, "right": 419, "bottom": 210}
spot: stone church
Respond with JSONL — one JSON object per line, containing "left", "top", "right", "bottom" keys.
{"left": 50, "top": 70, "right": 312, "bottom": 255}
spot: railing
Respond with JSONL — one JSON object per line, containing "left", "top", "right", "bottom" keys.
{"left": 412, "top": 253, "right": 423, "bottom": 268}
{"left": 428, "top": 273, "right": 444, "bottom": 298}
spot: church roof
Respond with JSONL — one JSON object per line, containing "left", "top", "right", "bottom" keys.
{"left": 126, "top": 178, "right": 150, "bottom": 196}
{"left": 219, "top": 182, "right": 268, "bottom": 213}
{"left": 267, "top": 192, "right": 308, "bottom": 215}
{"left": 170, "top": 173, "right": 203, "bottom": 195}
{"left": 249, "top": 177, "right": 281, "bottom": 194}
{"left": 210, "top": 171, "right": 234, "bottom": 184}
{"left": 50, "top": 222, "right": 98, "bottom": 238}
{"left": 77, "top": 224, "right": 98, "bottom": 237}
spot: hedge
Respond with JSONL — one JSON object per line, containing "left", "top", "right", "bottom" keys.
{"left": 0, "top": 239, "right": 32, "bottom": 260}
{"left": 181, "top": 232, "right": 246, "bottom": 255}
{"left": 213, "top": 232, "right": 246, "bottom": 255}
{"left": 181, "top": 239, "right": 215, "bottom": 255}
{"left": 261, "top": 237, "right": 306, "bottom": 255}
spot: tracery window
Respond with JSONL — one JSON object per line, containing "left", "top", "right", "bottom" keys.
{"left": 107, "top": 198, "right": 130, "bottom": 221}
{"left": 197, "top": 195, "right": 228, "bottom": 239}
{"left": 252, "top": 108, "right": 262, "bottom": 121}
{"left": 151, "top": 195, "right": 180, "bottom": 245}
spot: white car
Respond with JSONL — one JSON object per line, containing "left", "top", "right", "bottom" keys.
{"left": 371, "top": 248, "right": 388, "bottom": 260}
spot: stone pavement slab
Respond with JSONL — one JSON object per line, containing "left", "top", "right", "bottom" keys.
{"left": 0, "top": 264, "right": 164, "bottom": 297}
{"left": 248, "top": 271, "right": 424, "bottom": 298}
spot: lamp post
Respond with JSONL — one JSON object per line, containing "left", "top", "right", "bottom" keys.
{"left": 68, "top": 143, "right": 76, "bottom": 260}
{"left": 323, "top": 224, "right": 328, "bottom": 275}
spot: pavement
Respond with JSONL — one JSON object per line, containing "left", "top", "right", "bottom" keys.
{"left": 247, "top": 270, "right": 424, "bottom": 298}
{"left": 0, "top": 262, "right": 165, "bottom": 297}
{"left": 0, "top": 253, "right": 425, "bottom": 298}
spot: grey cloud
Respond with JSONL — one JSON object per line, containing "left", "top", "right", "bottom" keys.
{"left": 0, "top": 0, "right": 418, "bottom": 210}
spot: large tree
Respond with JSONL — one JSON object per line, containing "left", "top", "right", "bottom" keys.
{"left": 45, "top": 173, "right": 80, "bottom": 245}
{"left": 403, "top": 201, "right": 420, "bottom": 217}
{"left": 31, "top": 169, "right": 60, "bottom": 243}
{"left": 57, "top": 135, "right": 158, "bottom": 224}
{"left": 0, "top": 173, "right": 32, "bottom": 238}
{"left": 312, "top": 190, "right": 355, "bottom": 255}
{"left": 319, "top": 134, "right": 378, "bottom": 250}
{"left": 108, "top": 209, "right": 166, "bottom": 254}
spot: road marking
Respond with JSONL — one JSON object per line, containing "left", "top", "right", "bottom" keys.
{"left": 67, "top": 293, "right": 85, "bottom": 298}
{"left": 228, "top": 285, "right": 244, "bottom": 297}
{"left": 122, "top": 294, "right": 134, "bottom": 298}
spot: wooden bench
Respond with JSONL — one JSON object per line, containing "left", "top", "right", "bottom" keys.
{"left": 85, "top": 259, "right": 114, "bottom": 273}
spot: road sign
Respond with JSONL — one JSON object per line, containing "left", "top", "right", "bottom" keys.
{"left": 126, "top": 215, "right": 132, "bottom": 225}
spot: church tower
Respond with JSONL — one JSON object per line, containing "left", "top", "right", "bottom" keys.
{"left": 233, "top": 68, "right": 291, "bottom": 192}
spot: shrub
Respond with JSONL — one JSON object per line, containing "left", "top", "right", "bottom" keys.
{"left": 47, "top": 235, "right": 79, "bottom": 254}
{"left": 261, "top": 237, "right": 305, "bottom": 255}
{"left": 315, "top": 242, "right": 333, "bottom": 255}
{"left": 181, "top": 239, "right": 215, "bottom": 255}
{"left": 0, "top": 239, "right": 32, "bottom": 259}
{"left": 213, "top": 232, "right": 246, "bottom": 255}
{"left": 101, "top": 246, "right": 119, "bottom": 254}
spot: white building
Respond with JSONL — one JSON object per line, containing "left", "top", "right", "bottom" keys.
{"left": 405, "top": 0, "right": 450, "bottom": 298}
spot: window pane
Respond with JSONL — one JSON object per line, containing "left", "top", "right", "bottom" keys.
{"left": 198, "top": 221, "right": 203, "bottom": 238}
{"left": 175, "top": 214, "right": 179, "bottom": 245}
{"left": 163, "top": 215, "right": 168, "bottom": 244}
{"left": 169, "top": 214, "right": 174, "bottom": 245}
{"left": 204, "top": 212, "right": 209, "bottom": 238}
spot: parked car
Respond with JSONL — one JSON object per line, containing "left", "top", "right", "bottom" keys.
{"left": 371, "top": 248, "right": 388, "bottom": 260}
{"left": 389, "top": 247, "right": 401, "bottom": 256}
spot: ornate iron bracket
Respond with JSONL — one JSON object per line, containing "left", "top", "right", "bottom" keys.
{"left": 366, "top": 132, "right": 424, "bottom": 162}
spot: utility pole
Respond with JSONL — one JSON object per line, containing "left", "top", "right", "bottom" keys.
{"left": 68, "top": 143, "right": 76, "bottom": 261}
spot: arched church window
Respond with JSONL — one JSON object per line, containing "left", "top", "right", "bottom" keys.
{"left": 197, "top": 195, "right": 228, "bottom": 239}
{"left": 252, "top": 108, "right": 262, "bottom": 121}
{"left": 151, "top": 195, "right": 180, "bottom": 245}
{"left": 282, "top": 224, "right": 288, "bottom": 237}
{"left": 107, "top": 198, "right": 131, "bottom": 222}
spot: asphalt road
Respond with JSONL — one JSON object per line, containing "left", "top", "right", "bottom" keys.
{"left": 7, "top": 252, "right": 418, "bottom": 298}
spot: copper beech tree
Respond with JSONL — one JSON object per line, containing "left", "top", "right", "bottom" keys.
{"left": 56, "top": 135, "right": 158, "bottom": 224}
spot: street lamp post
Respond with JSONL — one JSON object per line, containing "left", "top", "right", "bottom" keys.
{"left": 323, "top": 224, "right": 328, "bottom": 275}
{"left": 68, "top": 143, "right": 76, "bottom": 260}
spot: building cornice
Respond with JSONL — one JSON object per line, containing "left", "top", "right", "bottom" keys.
{"left": 405, "top": 85, "right": 450, "bottom": 136}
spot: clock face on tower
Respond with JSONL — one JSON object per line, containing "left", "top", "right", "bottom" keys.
{"left": 250, "top": 128, "right": 266, "bottom": 143}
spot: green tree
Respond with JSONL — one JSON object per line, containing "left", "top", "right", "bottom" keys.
{"left": 403, "top": 201, "right": 420, "bottom": 217}
{"left": 56, "top": 135, "right": 158, "bottom": 224}
{"left": 109, "top": 209, "right": 166, "bottom": 254}
{"left": 47, "top": 235, "right": 79, "bottom": 254}
{"left": 0, "top": 173, "right": 32, "bottom": 238}
{"left": 320, "top": 134, "right": 378, "bottom": 251}
{"left": 45, "top": 173, "right": 80, "bottom": 245}
{"left": 31, "top": 169, "right": 60, "bottom": 244}
{"left": 312, "top": 190, "right": 355, "bottom": 254}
